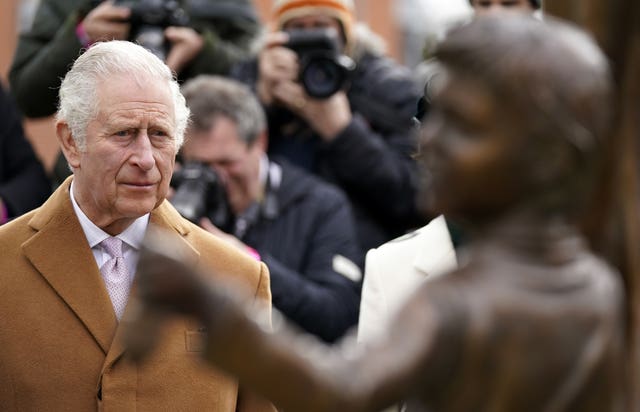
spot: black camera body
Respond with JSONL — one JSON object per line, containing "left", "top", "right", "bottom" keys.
{"left": 170, "top": 162, "right": 233, "bottom": 231}
{"left": 285, "top": 28, "right": 355, "bottom": 99}
{"left": 114, "top": 0, "right": 189, "bottom": 61}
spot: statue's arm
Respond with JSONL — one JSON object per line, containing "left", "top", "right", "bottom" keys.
{"left": 125, "top": 229, "right": 444, "bottom": 412}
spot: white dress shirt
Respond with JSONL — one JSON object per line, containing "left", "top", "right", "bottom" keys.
{"left": 69, "top": 181, "right": 149, "bottom": 293}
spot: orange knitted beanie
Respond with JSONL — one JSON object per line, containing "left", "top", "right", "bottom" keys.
{"left": 272, "top": 0, "right": 355, "bottom": 46}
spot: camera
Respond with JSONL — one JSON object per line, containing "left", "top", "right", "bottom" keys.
{"left": 114, "top": 0, "right": 190, "bottom": 61}
{"left": 170, "top": 161, "right": 233, "bottom": 231}
{"left": 284, "top": 28, "right": 355, "bottom": 99}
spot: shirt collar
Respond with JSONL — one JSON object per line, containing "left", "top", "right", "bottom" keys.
{"left": 70, "top": 180, "right": 150, "bottom": 250}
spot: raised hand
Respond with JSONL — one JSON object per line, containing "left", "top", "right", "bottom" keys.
{"left": 164, "top": 26, "right": 204, "bottom": 74}
{"left": 83, "top": 1, "right": 131, "bottom": 43}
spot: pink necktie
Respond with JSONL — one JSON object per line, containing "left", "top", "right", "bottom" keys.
{"left": 100, "top": 237, "right": 131, "bottom": 320}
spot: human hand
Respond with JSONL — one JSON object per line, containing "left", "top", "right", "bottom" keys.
{"left": 83, "top": 0, "right": 131, "bottom": 43}
{"left": 257, "top": 31, "right": 299, "bottom": 106}
{"left": 164, "top": 26, "right": 204, "bottom": 74}
{"left": 200, "top": 217, "right": 258, "bottom": 259}
{"left": 272, "top": 81, "right": 352, "bottom": 141}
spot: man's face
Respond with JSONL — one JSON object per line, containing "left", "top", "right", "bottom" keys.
{"left": 64, "top": 75, "right": 177, "bottom": 234}
{"left": 471, "top": 0, "right": 535, "bottom": 15}
{"left": 418, "top": 69, "right": 529, "bottom": 221}
{"left": 180, "top": 116, "right": 264, "bottom": 216}
{"left": 282, "top": 14, "right": 345, "bottom": 51}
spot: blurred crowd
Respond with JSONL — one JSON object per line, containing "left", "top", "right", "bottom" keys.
{"left": 3, "top": 0, "right": 631, "bottom": 410}
{"left": 1, "top": 0, "right": 546, "bottom": 342}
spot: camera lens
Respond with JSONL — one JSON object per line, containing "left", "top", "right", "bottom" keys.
{"left": 300, "top": 56, "right": 344, "bottom": 99}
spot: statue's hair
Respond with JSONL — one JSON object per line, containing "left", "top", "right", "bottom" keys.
{"left": 181, "top": 75, "right": 266, "bottom": 145}
{"left": 437, "top": 16, "right": 611, "bottom": 154}
{"left": 57, "top": 40, "right": 190, "bottom": 150}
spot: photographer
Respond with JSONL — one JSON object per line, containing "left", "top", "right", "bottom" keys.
{"left": 177, "top": 75, "right": 363, "bottom": 343}
{"left": 9, "top": 0, "right": 261, "bottom": 119}
{"left": 0, "top": 83, "right": 51, "bottom": 224}
{"left": 232, "top": 0, "right": 424, "bottom": 252}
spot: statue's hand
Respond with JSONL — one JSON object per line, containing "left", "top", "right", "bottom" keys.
{"left": 124, "top": 227, "right": 256, "bottom": 365}
{"left": 123, "top": 227, "right": 214, "bottom": 363}
{"left": 137, "top": 227, "right": 211, "bottom": 315}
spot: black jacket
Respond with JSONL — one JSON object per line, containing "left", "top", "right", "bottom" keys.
{"left": 232, "top": 51, "right": 424, "bottom": 252}
{"left": 239, "top": 159, "right": 363, "bottom": 343}
{"left": 0, "top": 85, "right": 51, "bottom": 219}
{"left": 9, "top": 0, "right": 261, "bottom": 118}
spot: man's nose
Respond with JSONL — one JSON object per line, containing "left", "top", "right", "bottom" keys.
{"left": 131, "top": 131, "right": 155, "bottom": 170}
{"left": 484, "top": 5, "right": 520, "bottom": 14}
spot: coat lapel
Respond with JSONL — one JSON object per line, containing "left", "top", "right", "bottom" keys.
{"left": 22, "top": 178, "right": 117, "bottom": 354}
{"left": 413, "top": 215, "right": 458, "bottom": 280}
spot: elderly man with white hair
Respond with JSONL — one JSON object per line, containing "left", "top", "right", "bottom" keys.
{"left": 0, "top": 40, "right": 275, "bottom": 411}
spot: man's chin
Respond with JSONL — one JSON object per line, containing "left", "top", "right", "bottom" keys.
{"left": 119, "top": 198, "right": 162, "bottom": 218}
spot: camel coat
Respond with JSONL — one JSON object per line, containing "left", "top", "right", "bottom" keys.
{"left": 0, "top": 178, "right": 276, "bottom": 411}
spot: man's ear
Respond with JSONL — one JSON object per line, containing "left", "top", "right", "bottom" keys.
{"left": 56, "top": 121, "right": 81, "bottom": 169}
{"left": 255, "top": 130, "right": 268, "bottom": 152}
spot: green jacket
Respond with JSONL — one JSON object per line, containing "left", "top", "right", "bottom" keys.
{"left": 9, "top": 0, "right": 261, "bottom": 118}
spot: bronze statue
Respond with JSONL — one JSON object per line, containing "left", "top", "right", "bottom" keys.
{"left": 124, "top": 15, "right": 626, "bottom": 411}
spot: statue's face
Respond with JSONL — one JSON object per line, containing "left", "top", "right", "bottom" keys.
{"left": 417, "top": 69, "right": 529, "bottom": 221}
{"left": 471, "top": 0, "right": 535, "bottom": 16}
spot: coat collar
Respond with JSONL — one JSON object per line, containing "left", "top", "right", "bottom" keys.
{"left": 23, "top": 177, "right": 118, "bottom": 354}
{"left": 412, "top": 215, "right": 458, "bottom": 279}
{"left": 22, "top": 176, "right": 200, "bottom": 364}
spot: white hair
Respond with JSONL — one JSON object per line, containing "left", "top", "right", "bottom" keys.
{"left": 181, "top": 75, "right": 266, "bottom": 145}
{"left": 57, "top": 40, "right": 189, "bottom": 150}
